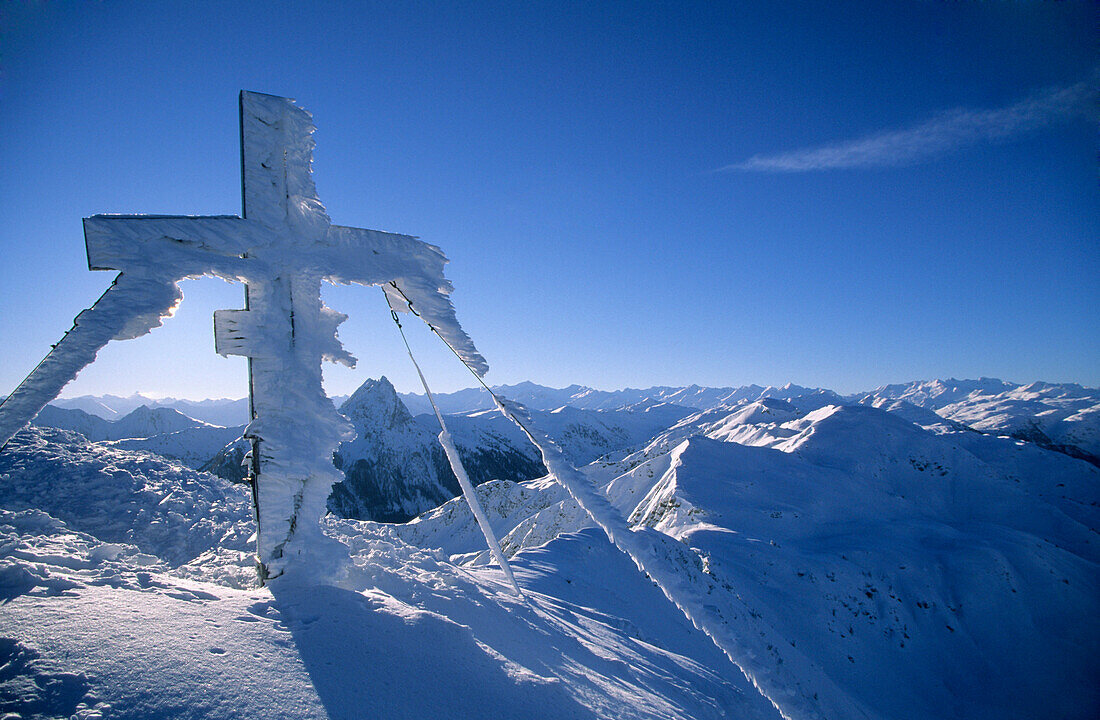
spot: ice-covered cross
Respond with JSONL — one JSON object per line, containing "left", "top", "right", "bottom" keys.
{"left": 0, "top": 91, "right": 488, "bottom": 580}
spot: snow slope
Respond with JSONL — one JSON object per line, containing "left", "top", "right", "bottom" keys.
{"left": 0, "top": 426, "right": 781, "bottom": 720}
{"left": 398, "top": 402, "right": 1100, "bottom": 720}
{"left": 3, "top": 379, "right": 1099, "bottom": 719}
{"left": 0, "top": 427, "right": 256, "bottom": 588}
{"left": 103, "top": 425, "right": 247, "bottom": 468}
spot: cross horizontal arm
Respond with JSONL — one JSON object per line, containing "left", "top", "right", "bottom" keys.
{"left": 83, "top": 215, "right": 262, "bottom": 279}
{"left": 322, "top": 225, "right": 489, "bottom": 376}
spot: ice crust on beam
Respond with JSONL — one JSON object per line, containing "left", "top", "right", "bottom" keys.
{"left": 0, "top": 274, "right": 181, "bottom": 448}
{"left": 239, "top": 273, "right": 354, "bottom": 579}
{"left": 241, "top": 91, "right": 330, "bottom": 236}
{"left": 81, "top": 217, "right": 488, "bottom": 376}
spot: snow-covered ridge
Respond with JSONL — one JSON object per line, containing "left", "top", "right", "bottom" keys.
{"left": 0, "top": 426, "right": 785, "bottom": 720}
{"left": 398, "top": 380, "right": 846, "bottom": 415}
{"left": 861, "top": 378, "right": 1100, "bottom": 463}
{"left": 396, "top": 399, "right": 1100, "bottom": 720}
{"left": 51, "top": 393, "right": 251, "bottom": 426}
{"left": 33, "top": 403, "right": 211, "bottom": 440}
{"left": 31, "top": 403, "right": 246, "bottom": 470}
{"left": 47, "top": 377, "right": 1100, "bottom": 467}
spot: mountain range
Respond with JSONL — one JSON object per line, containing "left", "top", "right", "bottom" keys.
{"left": 40, "top": 376, "right": 1100, "bottom": 467}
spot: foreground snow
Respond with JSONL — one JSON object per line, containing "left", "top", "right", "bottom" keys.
{"left": 0, "top": 428, "right": 776, "bottom": 719}
{"left": 0, "top": 514, "right": 776, "bottom": 719}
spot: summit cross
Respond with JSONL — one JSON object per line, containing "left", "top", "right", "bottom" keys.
{"left": 0, "top": 91, "right": 488, "bottom": 580}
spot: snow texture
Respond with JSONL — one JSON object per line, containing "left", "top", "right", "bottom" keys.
{"left": 396, "top": 394, "right": 1099, "bottom": 720}
{"left": 0, "top": 426, "right": 779, "bottom": 720}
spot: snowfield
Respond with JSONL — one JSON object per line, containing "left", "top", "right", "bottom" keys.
{"left": 2, "top": 379, "right": 1099, "bottom": 719}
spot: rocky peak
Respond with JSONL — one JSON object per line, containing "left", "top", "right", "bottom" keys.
{"left": 338, "top": 376, "right": 414, "bottom": 430}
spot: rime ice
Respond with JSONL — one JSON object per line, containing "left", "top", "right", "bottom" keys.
{"left": 0, "top": 91, "right": 486, "bottom": 580}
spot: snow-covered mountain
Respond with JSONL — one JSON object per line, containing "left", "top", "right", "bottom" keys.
{"left": 328, "top": 377, "right": 544, "bottom": 522}
{"left": 106, "top": 405, "right": 211, "bottom": 439}
{"left": 33, "top": 404, "right": 208, "bottom": 441}
{"left": 30, "top": 403, "right": 247, "bottom": 470}
{"left": 384, "top": 400, "right": 1100, "bottom": 720}
{"left": 28, "top": 404, "right": 112, "bottom": 439}
{"left": 442, "top": 402, "right": 693, "bottom": 467}
{"left": 863, "top": 378, "right": 1100, "bottom": 464}
{"left": 399, "top": 380, "right": 845, "bottom": 414}
{"left": 51, "top": 394, "right": 250, "bottom": 426}
{"left": 859, "top": 377, "right": 1019, "bottom": 408}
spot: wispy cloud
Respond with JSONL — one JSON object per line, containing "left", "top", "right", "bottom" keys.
{"left": 720, "top": 78, "right": 1096, "bottom": 173}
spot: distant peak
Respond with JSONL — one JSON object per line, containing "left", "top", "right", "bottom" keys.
{"left": 339, "top": 376, "right": 413, "bottom": 426}
{"left": 122, "top": 404, "right": 155, "bottom": 418}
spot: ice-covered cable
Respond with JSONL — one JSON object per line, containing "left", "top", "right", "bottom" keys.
{"left": 384, "top": 294, "right": 524, "bottom": 598}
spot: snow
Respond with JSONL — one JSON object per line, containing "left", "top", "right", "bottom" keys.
{"left": 481, "top": 396, "right": 868, "bottom": 720}
{"left": 102, "top": 425, "right": 245, "bottom": 469}
{"left": 2, "top": 374, "right": 1099, "bottom": 718}
{"left": 400, "top": 378, "right": 1100, "bottom": 470}
{"left": 31, "top": 403, "right": 244, "bottom": 470}
{"left": 0, "top": 428, "right": 254, "bottom": 583}
{"left": 862, "top": 379, "right": 1100, "bottom": 462}
{"left": 51, "top": 395, "right": 250, "bottom": 426}
{"left": 649, "top": 422, "right": 1099, "bottom": 720}
{"left": 399, "top": 381, "right": 841, "bottom": 415}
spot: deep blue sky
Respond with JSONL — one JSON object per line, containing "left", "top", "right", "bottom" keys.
{"left": 1, "top": 1, "right": 1096, "bottom": 398}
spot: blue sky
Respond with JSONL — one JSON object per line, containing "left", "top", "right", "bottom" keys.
{"left": 0, "top": 0, "right": 1096, "bottom": 399}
